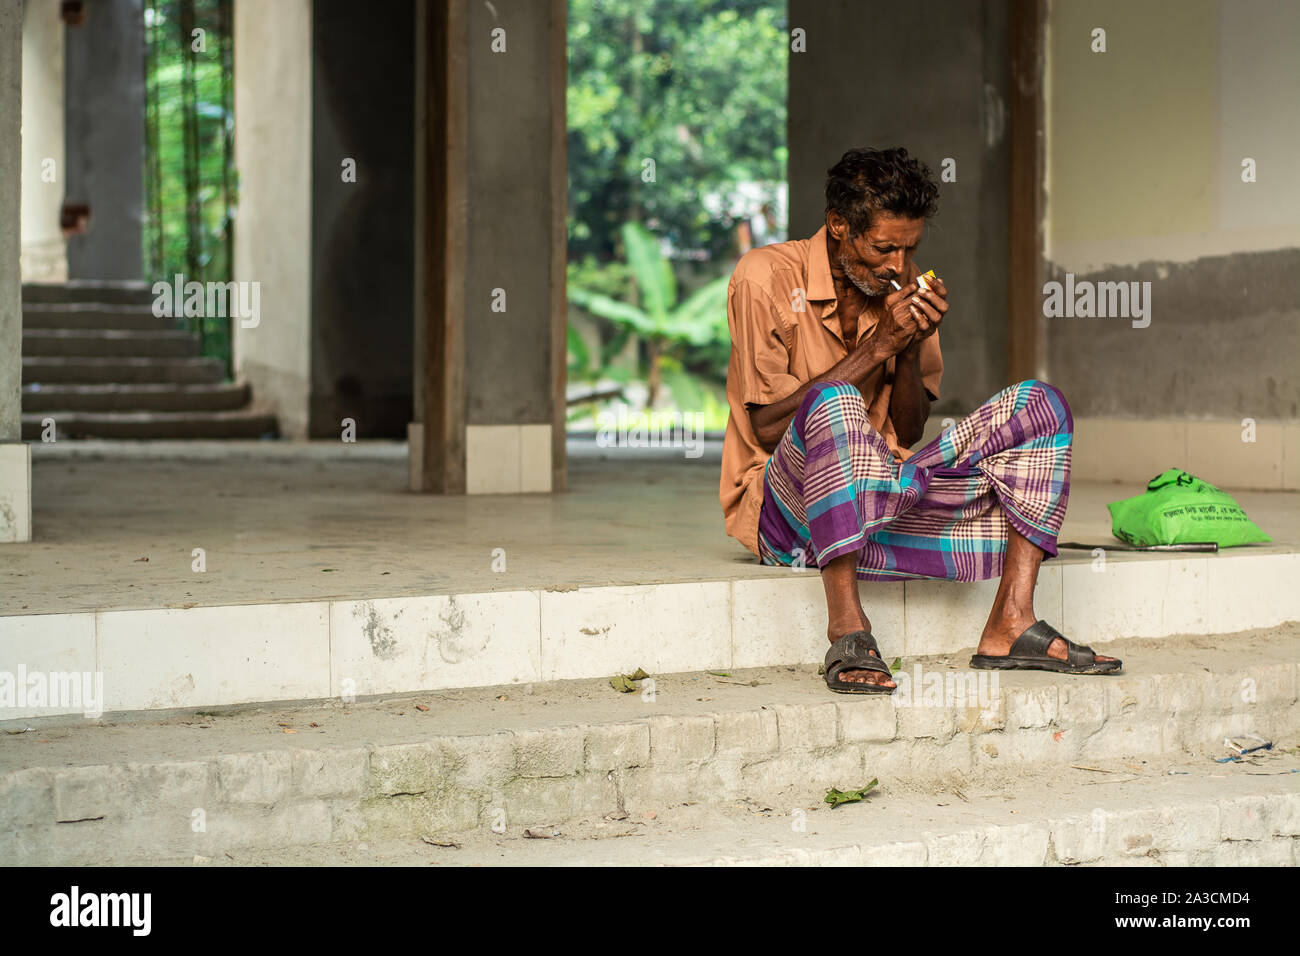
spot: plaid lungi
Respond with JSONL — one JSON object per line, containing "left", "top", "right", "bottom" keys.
{"left": 757, "top": 379, "right": 1073, "bottom": 582}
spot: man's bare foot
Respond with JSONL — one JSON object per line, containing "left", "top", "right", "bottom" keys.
{"left": 976, "top": 611, "right": 1117, "bottom": 664}
{"left": 827, "top": 613, "right": 896, "bottom": 688}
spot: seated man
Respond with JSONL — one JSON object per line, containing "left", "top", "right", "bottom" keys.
{"left": 719, "top": 146, "right": 1121, "bottom": 694}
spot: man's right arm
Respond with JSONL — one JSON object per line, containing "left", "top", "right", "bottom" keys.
{"left": 747, "top": 279, "right": 932, "bottom": 452}
{"left": 748, "top": 338, "right": 893, "bottom": 452}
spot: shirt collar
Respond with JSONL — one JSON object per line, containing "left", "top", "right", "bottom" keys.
{"left": 807, "top": 225, "right": 837, "bottom": 303}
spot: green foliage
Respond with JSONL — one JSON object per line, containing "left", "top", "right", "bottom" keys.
{"left": 567, "top": 0, "right": 788, "bottom": 261}
{"left": 824, "top": 780, "right": 880, "bottom": 808}
{"left": 143, "top": 0, "right": 235, "bottom": 371}
{"left": 568, "top": 222, "right": 731, "bottom": 409}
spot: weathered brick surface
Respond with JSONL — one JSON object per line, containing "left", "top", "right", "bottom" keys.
{"left": 648, "top": 715, "right": 715, "bottom": 771}
{"left": 5, "top": 657, "right": 1299, "bottom": 864}
{"left": 584, "top": 722, "right": 650, "bottom": 772}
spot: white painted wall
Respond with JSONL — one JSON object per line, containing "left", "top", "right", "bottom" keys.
{"left": 20, "top": 0, "right": 66, "bottom": 282}
{"left": 232, "top": 0, "right": 313, "bottom": 438}
{"left": 1045, "top": 0, "right": 1300, "bottom": 272}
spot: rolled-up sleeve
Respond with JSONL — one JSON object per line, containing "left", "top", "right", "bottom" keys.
{"left": 919, "top": 330, "right": 943, "bottom": 401}
{"left": 728, "top": 279, "right": 802, "bottom": 406}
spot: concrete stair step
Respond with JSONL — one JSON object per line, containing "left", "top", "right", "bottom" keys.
{"left": 23, "top": 304, "right": 180, "bottom": 331}
{"left": 22, "top": 382, "right": 251, "bottom": 413}
{"left": 137, "top": 764, "right": 1300, "bottom": 867}
{"left": 1, "top": 543, "right": 1295, "bottom": 717}
{"left": 23, "top": 356, "right": 226, "bottom": 385}
{"left": 22, "top": 280, "right": 155, "bottom": 306}
{"left": 22, "top": 328, "right": 201, "bottom": 358}
{"left": 20, "top": 409, "right": 279, "bottom": 440}
{"left": 2, "top": 629, "right": 1295, "bottom": 864}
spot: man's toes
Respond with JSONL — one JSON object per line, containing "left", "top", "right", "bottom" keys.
{"left": 841, "top": 668, "right": 893, "bottom": 686}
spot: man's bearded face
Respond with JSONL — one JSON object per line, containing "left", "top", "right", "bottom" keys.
{"left": 836, "top": 214, "right": 925, "bottom": 296}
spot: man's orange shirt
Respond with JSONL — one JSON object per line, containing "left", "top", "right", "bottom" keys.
{"left": 719, "top": 225, "right": 944, "bottom": 556}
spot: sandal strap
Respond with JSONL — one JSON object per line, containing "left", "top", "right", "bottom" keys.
{"left": 1008, "top": 620, "right": 1095, "bottom": 666}
{"left": 825, "top": 630, "right": 891, "bottom": 681}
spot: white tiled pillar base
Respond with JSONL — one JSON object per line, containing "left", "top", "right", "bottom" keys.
{"left": 406, "top": 423, "right": 553, "bottom": 494}
{"left": 466, "top": 424, "right": 552, "bottom": 494}
{"left": 0, "top": 442, "right": 32, "bottom": 543}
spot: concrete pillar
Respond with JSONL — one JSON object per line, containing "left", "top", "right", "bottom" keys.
{"left": 232, "top": 0, "right": 313, "bottom": 438}
{"left": 20, "top": 0, "right": 67, "bottom": 283}
{"left": 787, "top": 0, "right": 1010, "bottom": 412}
{"left": 447, "top": 0, "right": 566, "bottom": 494}
{"left": 1, "top": 0, "right": 33, "bottom": 542}
{"left": 64, "top": 0, "right": 145, "bottom": 281}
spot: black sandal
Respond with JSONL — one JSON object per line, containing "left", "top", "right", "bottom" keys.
{"left": 824, "top": 630, "right": 895, "bottom": 694}
{"left": 970, "top": 620, "right": 1123, "bottom": 675}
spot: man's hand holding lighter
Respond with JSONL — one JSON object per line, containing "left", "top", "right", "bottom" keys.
{"left": 866, "top": 271, "right": 949, "bottom": 360}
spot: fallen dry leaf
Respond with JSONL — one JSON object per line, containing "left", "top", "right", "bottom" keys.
{"left": 420, "top": 834, "right": 460, "bottom": 848}
{"left": 282, "top": 728, "right": 298, "bottom": 735}
{"left": 524, "top": 827, "right": 559, "bottom": 839}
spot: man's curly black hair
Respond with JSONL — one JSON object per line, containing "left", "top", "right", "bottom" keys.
{"left": 825, "top": 147, "right": 939, "bottom": 236}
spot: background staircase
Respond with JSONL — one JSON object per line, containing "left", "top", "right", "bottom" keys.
{"left": 20, "top": 281, "right": 278, "bottom": 440}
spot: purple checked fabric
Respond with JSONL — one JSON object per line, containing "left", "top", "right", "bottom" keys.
{"left": 757, "top": 379, "right": 1074, "bottom": 582}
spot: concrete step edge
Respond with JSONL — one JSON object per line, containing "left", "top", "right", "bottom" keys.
{"left": 261, "top": 779, "right": 1296, "bottom": 867}
{"left": 2, "top": 652, "right": 1295, "bottom": 861}
{"left": 21, "top": 382, "right": 251, "bottom": 413}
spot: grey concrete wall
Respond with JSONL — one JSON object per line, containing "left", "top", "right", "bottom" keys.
{"left": 787, "top": 0, "right": 1009, "bottom": 414}
{"left": 463, "top": 0, "right": 557, "bottom": 426}
{"left": 1, "top": 0, "right": 21, "bottom": 437}
{"left": 64, "top": 0, "right": 144, "bottom": 280}
{"left": 309, "top": 0, "right": 415, "bottom": 439}
{"left": 1045, "top": 251, "right": 1300, "bottom": 419}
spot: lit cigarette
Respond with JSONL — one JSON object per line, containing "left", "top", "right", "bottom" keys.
{"left": 889, "top": 279, "right": 902, "bottom": 291}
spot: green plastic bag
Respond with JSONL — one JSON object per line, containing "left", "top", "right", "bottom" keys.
{"left": 1107, "top": 468, "right": 1271, "bottom": 548}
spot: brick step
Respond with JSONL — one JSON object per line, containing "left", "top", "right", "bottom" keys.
{"left": 22, "top": 280, "right": 155, "bottom": 306}
{"left": 21, "top": 409, "right": 279, "bottom": 440}
{"left": 23, "top": 356, "right": 226, "bottom": 385}
{"left": 1, "top": 629, "right": 1294, "bottom": 864}
{"left": 140, "top": 765, "right": 1300, "bottom": 867}
{"left": 21, "top": 382, "right": 251, "bottom": 413}
{"left": 22, "top": 328, "right": 201, "bottom": 358}
{"left": 23, "top": 304, "right": 180, "bottom": 331}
